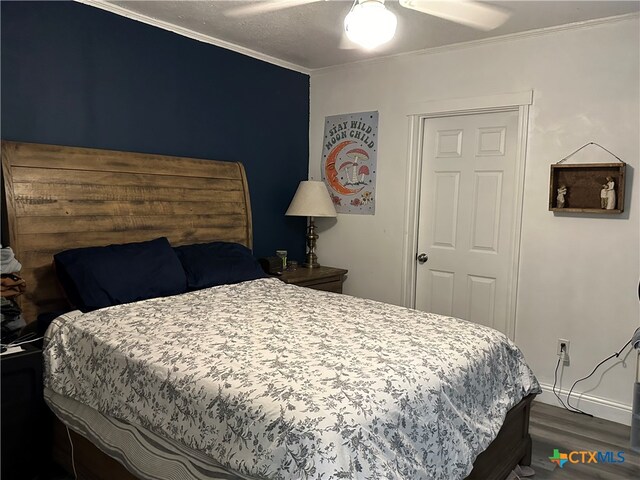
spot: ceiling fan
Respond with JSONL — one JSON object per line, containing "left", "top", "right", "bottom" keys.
{"left": 225, "top": 1, "right": 511, "bottom": 49}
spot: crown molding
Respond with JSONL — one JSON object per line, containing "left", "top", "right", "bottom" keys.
{"left": 75, "top": 1, "right": 637, "bottom": 77}
{"left": 310, "top": 12, "right": 640, "bottom": 75}
{"left": 75, "top": 0, "right": 311, "bottom": 75}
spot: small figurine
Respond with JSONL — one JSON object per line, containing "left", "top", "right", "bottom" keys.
{"left": 557, "top": 185, "right": 567, "bottom": 208}
{"left": 605, "top": 176, "right": 616, "bottom": 210}
{"left": 600, "top": 184, "right": 608, "bottom": 208}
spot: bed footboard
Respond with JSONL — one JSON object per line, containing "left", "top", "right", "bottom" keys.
{"left": 466, "top": 394, "right": 536, "bottom": 480}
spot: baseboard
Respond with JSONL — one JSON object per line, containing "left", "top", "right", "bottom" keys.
{"left": 537, "top": 382, "right": 632, "bottom": 426}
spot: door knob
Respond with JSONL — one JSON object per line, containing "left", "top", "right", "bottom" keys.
{"left": 417, "top": 253, "right": 428, "bottom": 264}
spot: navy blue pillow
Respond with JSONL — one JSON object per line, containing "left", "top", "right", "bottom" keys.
{"left": 54, "top": 237, "right": 187, "bottom": 312}
{"left": 173, "top": 242, "right": 267, "bottom": 290}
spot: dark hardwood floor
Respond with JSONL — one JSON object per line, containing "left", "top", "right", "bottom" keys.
{"left": 529, "top": 401, "right": 639, "bottom": 479}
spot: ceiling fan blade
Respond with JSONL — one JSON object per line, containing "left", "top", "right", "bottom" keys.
{"left": 225, "top": 0, "right": 320, "bottom": 18}
{"left": 399, "top": 0, "right": 510, "bottom": 31}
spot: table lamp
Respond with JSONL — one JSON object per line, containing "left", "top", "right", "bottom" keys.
{"left": 285, "top": 181, "right": 337, "bottom": 268}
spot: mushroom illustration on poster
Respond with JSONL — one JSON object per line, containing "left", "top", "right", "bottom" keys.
{"left": 321, "top": 111, "right": 378, "bottom": 215}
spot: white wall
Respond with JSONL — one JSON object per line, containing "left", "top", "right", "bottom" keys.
{"left": 309, "top": 16, "right": 639, "bottom": 424}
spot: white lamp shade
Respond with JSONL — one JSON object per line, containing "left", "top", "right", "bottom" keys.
{"left": 286, "top": 181, "right": 337, "bottom": 218}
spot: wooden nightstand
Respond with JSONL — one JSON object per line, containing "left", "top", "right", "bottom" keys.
{"left": 1, "top": 345, "right": 50, "bottom": 479}
{"left": 278, "top": 266, "right": 347, "bottom": 293}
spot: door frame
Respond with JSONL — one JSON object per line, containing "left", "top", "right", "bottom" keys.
{"left": 400, "top": 91, "right": 533, "bottom": 340}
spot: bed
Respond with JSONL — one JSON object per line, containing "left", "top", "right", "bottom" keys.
{"left": 2, "top": 141, "right": 540, "bottom": 480}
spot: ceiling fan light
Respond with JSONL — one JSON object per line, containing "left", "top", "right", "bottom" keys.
{"left": 344, "top": 1, "right": 397, "bottom": 50}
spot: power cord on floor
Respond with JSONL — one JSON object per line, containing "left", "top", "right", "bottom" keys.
{"left": 565, "top": 337, "right": 633, "bottom": 415}
{"left": 554, "top": 333, "right": 635, "bottom": 417}
{"left": 66, "top": 425, "right": 78, "bottom": 480}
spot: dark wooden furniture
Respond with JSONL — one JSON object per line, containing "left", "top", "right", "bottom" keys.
{"left": 549, "top": 162, "right": 626, "bottom": 213}
{"left": 467, "top": 393, "right": 534, "bottom": 479}
{"left": 1, "top": 141, "right": 535, "bottom": 480}
{"left": 278, "top": 265, "right": 347, "bottom": 293}
{"left": 1, "top": 346, "right": 49, "bottom": 479}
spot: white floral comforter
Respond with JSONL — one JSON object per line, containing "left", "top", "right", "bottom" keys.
{"left": 44, "top": 278, "right": 540, "bottom": 480}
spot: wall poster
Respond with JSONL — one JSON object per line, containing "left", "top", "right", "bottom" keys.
{"left": 321, "top": 111, "right": 378, "bottom": 215}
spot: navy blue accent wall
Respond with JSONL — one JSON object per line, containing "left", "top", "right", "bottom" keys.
{"left": 1, "top": 1, "right": 309, "bottom": 260}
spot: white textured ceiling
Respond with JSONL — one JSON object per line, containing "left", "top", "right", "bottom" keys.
{"left": 87, "top": 1, "right": 640, "bottom": 71}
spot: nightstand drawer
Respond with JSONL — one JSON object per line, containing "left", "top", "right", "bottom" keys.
{"left": 278, "top": 266, "right": 347, "bottom": 293}
{"left": 2, "top": 367, "right": 41, "bottom": 404}
{"left": 300, "top": 278, "right": 343, "bottom": 293}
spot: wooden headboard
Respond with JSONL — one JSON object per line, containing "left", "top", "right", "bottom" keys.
{"left": 2, "top": 141, "right": 252, "bottom": 322}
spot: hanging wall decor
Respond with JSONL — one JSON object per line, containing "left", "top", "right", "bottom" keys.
{"left": 321, "top": 111, "right": 378, "bottom": 215}
{"left": 549, "top": 143, "right": 626, "bottom": 214}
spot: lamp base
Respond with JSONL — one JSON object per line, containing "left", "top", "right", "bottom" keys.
{"left": 303, "top": 218, "right": 320, "bottom": 269}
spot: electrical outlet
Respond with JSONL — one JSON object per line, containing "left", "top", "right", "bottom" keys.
{"left": 557, "top": 338, "right": 570, "bottom": 357}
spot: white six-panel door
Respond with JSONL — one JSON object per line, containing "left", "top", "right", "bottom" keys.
{"left": 415, "top": 110, "right": 519, "bottom": 334}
